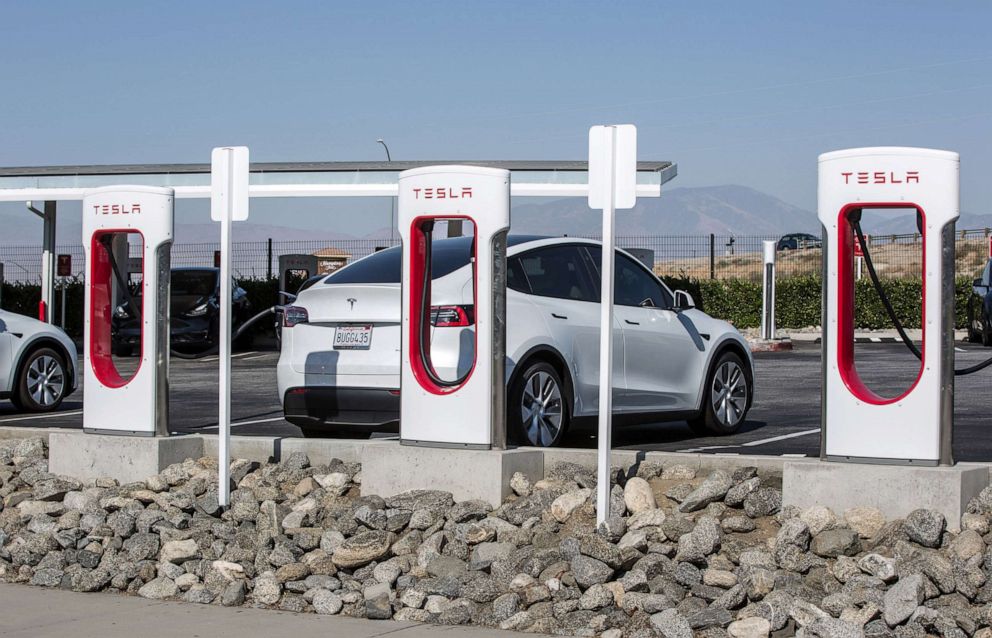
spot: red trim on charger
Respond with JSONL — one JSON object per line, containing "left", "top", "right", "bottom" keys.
{"left": 89, "top": 230, "right": 144, "bottom": 389}
{"left": 836, "top": 203, "right": 925, "bottom": 405}
{"left": 407, "top": 215, "right": 478, "bottom": 395}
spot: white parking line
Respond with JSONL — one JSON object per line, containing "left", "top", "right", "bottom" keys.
{"left": 0, "top": 410, "right": 83, "bottom": 423}
{"left": 195, "top": 415, "right": 286, "bottom": 431}
{"left": 678, "top": 427, "right": 821, "bottom": 453}
{"left": 239, "top": 354, "right": 270, "bottom": 361}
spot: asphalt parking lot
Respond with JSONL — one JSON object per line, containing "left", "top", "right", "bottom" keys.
{"left": 1, "top": 341, "right": 990, "bottom": 461}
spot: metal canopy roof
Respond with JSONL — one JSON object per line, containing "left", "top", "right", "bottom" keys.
{"left": 0, "top": 160, "right": 676, "bottom": 201}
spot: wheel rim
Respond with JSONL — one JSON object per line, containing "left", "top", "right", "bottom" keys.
{"left": 521, "top": 370, "right": 563, "bottom": 446}
{"left": 26, "top": 355, "right": 64, "bottom": 407}
{"left": 711, "top": 361, "right": 747, "bottom": 428}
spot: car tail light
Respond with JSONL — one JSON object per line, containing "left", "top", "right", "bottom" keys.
{"left": 430, "top": 305, "right": 474, "bottom": 327}
{"left": 283, "top": 305, "right": 309, "bottom": 328}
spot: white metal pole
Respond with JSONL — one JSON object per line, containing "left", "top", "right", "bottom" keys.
{"left": 856, "top": 256, "right": 863, "bottom": 281}
{"left": 761, "top": 240, "right": 776, "bottom": 340}
{"left": 218, "top": 158, "right": 233, "bottom": 508}
{"left": 596, "top": 129, "right": 618, "bottom": 525}
{"left": 60, "top": 280, "right": 66, "bottom": 328}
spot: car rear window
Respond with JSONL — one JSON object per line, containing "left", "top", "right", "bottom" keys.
{"left": 324, "top": 237, "right": 474, "bottom": 285}
{"left": 172, "top": 270, "right": 217, "bottom": 296}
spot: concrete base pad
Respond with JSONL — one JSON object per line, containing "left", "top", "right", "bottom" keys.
{"left": 361, "top": 443, "right": 544, "bottom": 507}
{"left": 49, "top": 432, "right": 203, "bottom": 485}
{"left": 783, "top": 460, "right": 989, "bottom": 531}
{"left": 747, "top": 338, "right": 793, "bottom": 353}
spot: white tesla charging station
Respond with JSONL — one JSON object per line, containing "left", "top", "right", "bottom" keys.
{"left": 819, "top": 147, "right": 958, "bottom": 464}
{"left": 83, "top": 185, "right": 174, "bottom": 435}
{"left": 398, "top": 166, "right": 510, "bottom": 449}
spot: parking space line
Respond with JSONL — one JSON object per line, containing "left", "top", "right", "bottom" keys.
{"left": 0, "top": 410, "right": 83, "bottom": 423}
{"left": 677, "top": 427, "right": 821, "bottom": 453}
{"left": 239, "top": 354, "right": 270, "bottom": 361}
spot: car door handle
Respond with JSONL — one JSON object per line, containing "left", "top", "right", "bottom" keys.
{"left": 624, "top": 319, "right": 640, "bottom": 326}
{"left": 551, "top": 313, "right": 568, "bottom": 320}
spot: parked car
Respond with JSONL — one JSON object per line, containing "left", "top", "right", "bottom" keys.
{"left": 278, "top": 236, "right": 754, "bottom": 446}
{"left": 967, "top": 259, "right": 992, "bottom": 345}
{"left": 112, "top": 267, "right": 252, "bottom": 355}
{"left": 777, "top": 233, "right": 822, "bottom": 251}
{"left": 0, "top": 310, "right": 78, "bottom": 411}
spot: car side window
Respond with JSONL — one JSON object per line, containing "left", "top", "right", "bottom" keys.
{"left": 514, "top": 245, "right": 598, "bottom": 302}
{"left": 583, "top": 248, "right": 673, "bottom": 309}
{"left": 507, "top": 256, "right": 530, "bottom": 294}
{"left": 983, "top": 261, "right": 992, "bottom": 287}
{"left": 614, "top": 254, "right": 671, "bottom": 308}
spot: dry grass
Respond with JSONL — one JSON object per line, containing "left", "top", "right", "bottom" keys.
{"left": 654, "top": 238, "right": 989, "bottom": 281}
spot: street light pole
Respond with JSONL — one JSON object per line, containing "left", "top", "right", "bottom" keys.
{"left": 377, "top": 139, "right": 395, "bottom": 246}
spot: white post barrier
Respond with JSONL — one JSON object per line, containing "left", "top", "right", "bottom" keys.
{"left": 588, "top": 125, "right": 638, "bottom": 525}
{"left": 211, "top": 146, "right": 249, "bottom": 507}
{"left": 760, "top": 240, "right": 776, "bottom": 340}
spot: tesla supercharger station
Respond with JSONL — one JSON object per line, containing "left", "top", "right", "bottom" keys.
{"left": 398, "top": 166, "right": 510, "bottom": 449}
{"left": 83, "top": 185, "right": 174, "bottom": 435}
{"left": 819, "top": 147, "right": 958, "bottom": 464}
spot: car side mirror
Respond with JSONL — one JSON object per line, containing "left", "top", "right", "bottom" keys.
{"left": 674, "top": 290, "right": 695, "bottom": 311}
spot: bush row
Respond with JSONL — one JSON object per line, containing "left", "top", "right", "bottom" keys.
{"left": 1, "top": 276, "right": 977, "bottom": 337}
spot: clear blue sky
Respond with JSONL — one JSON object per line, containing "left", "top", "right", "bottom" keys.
{"left": 1, "top": 1, "right": 989, "bottom": 235}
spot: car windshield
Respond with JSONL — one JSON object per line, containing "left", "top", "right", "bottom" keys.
{"left": 172, "top": 270, "right": 217, "bottom": 297}
{"left": 325, "top": 235, "right": 547, "bottom": 285}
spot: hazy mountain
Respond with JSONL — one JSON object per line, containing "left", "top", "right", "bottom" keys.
{"left": 511, "top": 185, "right": 820, "bottom": 237}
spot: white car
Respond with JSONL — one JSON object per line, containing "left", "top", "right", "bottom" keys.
{"left": 278, "top": 236, "right": 753, "bottom": 446}
{"left": 0, "top": 309, "right": 78, "bottom": 411}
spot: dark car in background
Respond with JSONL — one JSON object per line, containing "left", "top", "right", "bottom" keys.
{"left": 112, "top": 267, "right": 252, "bottom": 355}
{"left": 968, "top": 259, "right": 992, "bottom": 346}
{"left": 777, "top": 233, "right": 822, "bottom": 250}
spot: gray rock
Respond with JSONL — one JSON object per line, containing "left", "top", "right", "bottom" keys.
{"left": 492, "top": 592, "right": 521, "bottom": 622}
{"left": 331, "top": 530, "right": 394, "bottom": 569}
{"left": 365, "top": 582, "right": 393, "bottom": 620}
{"left": 688, "top": 607, "right": 733, "bottom": 630}
{"left": 858, "top": 554, "right": 897, "bottom": 583}
{"left": 160, "top": 539, "right": 199, "bottom": 564}
{"left": 743, "top": 488, "right": 782, "bottom": 518}
{"left": 123, "top": 533, "right": 160, "bottom": 561}
{"left": 220, "top": 580, "right": 246, "bottom": 606}
{"left": 882, "top": 574, "right": 925, "bottom": 627}
{"left": 570, "top": 555, "right": 614, "bottom": 589}
{"left": 723, "top": 516, "right": 756, "bottom": 533}
{"left": 138, "top": 577, "right": 178, "bottom": 600}
{"left": 725, "top": 477, "right": 761, "bottom": 508}
{"left": 650, "top": 608, "right": 694, "bottom": 638}
{"left": 185, "top": 585, "right": 216, "bottom": 605}
{"left": 811, "top": 528, "right": 862, "bottom": 558}
{"left": 679, "top": 471, "right": 733, "bottom": 513}
{"left": 385, "top": 489, "right": 454, "bottom": 514}
{"left": 902, "top": 510, "right": 945, "bottom": 548}
{"left": 805, "top": 617, "right": 865, "bottom": 638}
{"left": 676, "top": 517, "right": 722, "bottom": 564}
{"left": 29, "top": 567, "right": 63, "bottom": 587}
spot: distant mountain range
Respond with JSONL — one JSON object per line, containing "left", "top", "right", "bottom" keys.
{"left": 1, "top": 185, "right": 987, "bottom": 245}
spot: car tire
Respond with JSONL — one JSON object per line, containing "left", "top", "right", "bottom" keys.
{"left": 689, "top": 351, "right": 751, "bottom": 436}
{"left": 509, "top": 360, "right": 569, "bottom": 448}
{"left": 15, "top": 347, "right": 68, "bottom": 412}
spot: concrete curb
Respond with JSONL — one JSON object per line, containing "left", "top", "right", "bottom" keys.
{"left": 748, "top": 338, "right": 793, "bottom": 353}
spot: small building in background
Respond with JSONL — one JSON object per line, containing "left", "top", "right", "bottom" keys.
{"left": 313, "top": 247, "right": 352, "bottom": 274}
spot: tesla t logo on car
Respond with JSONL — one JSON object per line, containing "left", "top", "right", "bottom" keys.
{"left": 347, "top": 298, "right": 357, "bottom": 309}
{"left": 412, "top": 187, "right": 473, "bottom": 199}
{"left": 840, "top": 171, "right": 920, "bottom": 185}
{"left": 92, "top": 203, "right": 142, "bottom": 215}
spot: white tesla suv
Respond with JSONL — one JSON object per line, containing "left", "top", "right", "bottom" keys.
{"left": 0, "top": 309, "right": 78, "bottom": 411}
{"left": 278, "top": 236, "right": 753, "bottom": 446}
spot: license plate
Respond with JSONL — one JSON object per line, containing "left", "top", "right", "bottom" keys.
{"left": 334, "top": 324, "right": 373, "bottom": 349}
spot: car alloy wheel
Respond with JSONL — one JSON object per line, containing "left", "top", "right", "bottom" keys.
{"left": 25, "top": 353, "right": 65, "bottom": 408}
{"left": 710, "top": 359, "right": 748, "bottom": 428}
{"left": 520, "top": 369, "right": 563, "bottom": 447}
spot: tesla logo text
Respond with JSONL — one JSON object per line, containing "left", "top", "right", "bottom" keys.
{"left": 92, "top": 203, "right": 142, "bottom": 215}
{"left": 841, "top": 171, "right": 920, "bottom": 185}
{"left": 347, "top": 298, "right": 357, "bottom": 310}
{"left": 412, "top": 187, "right": 473, "bottom": 199}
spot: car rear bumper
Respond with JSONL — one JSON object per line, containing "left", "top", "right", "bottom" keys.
{"left": 282, "top": 386, "right": 400, "bottom": 430}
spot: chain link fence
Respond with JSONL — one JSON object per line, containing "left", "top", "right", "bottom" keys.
{"left": 1, "top": 230, "right": 990, "bottom": 284}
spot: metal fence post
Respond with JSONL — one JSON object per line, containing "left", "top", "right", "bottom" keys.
{"left": 266, "top": 238, "right": 273, "bottom": 280}
{"left": 709, "top": 234, "right": 715, "bottom": 279}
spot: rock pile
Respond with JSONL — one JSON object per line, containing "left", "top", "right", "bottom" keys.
{"left": 3, "top": 438, "right": 992, "bottom": 638}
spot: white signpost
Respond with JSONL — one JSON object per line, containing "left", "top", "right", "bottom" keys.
{"left": 211, "top": 146, "right": 249, "bottom": 507}
{"left": 588, "top": 125, "right": 638, "bottom": 525}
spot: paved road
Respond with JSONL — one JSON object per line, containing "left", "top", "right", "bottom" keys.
{"left": 0, "top": 583, "right": 528, "bottom": 638}
{"left": 2, "top": 341, "right": 990, "bottom": 461}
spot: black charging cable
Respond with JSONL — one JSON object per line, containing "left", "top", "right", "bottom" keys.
{"left": 851, "top": 213, "right": 992, "bottom": 376}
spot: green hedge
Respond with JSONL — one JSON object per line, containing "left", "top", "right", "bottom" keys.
{"left": 2, "top": 275, "right": 976, "bottom": 337}
{"left": 661, "top": 275, "right": 974, "bottom": 330}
